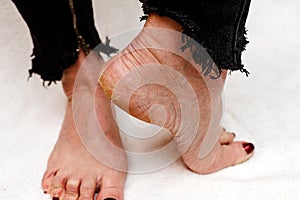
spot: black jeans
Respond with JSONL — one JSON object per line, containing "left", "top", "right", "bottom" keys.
{"left": 12, "top": 0, "right": 101, "bottom": 85}
{"left": 12, "top": 0, "right": 252, "bottom": 85}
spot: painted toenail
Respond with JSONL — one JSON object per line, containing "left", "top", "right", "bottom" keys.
{"left": 53, "top": 197, "right": 59, "bottom": 200}
{"left": 43, "top": 191, "right": 47, "bottom": 194}
{"left": 232, "top": 133, "right": 236, "bottom": 137}
{"left": 243, "top": 143, "right": 254, "bottom": 154}
{"left": 104, "top": 198, "right": 117, "bottom": 200}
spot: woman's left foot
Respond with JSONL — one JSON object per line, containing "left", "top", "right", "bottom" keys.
{"left": 99, "top": 14, "right": 254, "bottom": 174}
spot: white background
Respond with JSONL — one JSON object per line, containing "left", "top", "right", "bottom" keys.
{"left": 0, "top": 0, "right": 300, "bottom": 199}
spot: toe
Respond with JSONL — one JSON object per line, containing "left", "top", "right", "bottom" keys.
{"left": 96, "top": 173, "right": 126, "bottom": 200}
{"left": 42, "top": 170, "right": 56, "bottom": 194}
{"left": 64, "top": 178, "right": 81, "bottom": 200}
{"left": 50, "top": 172, "right": 67, "bottom": 199}
{"left": 183, "top": 141, "right": 255, "bottom": 174}
{"left": 214, "top": 141, "right": 255, "bottom": 172}
{"left": 218, "top": 130, "right": 236, "bottom": 145}
{"left": 78, "top": 178, "right": 97, "bottom": 200}
{"left": 235, "top": 142, "right": 255, "bottom": 164}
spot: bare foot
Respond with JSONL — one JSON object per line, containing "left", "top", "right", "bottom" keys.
{"left": 42, "top": 50, "right": 127, "bottom": 200}
{"left": 99, "top": 14, "right": 254, "bottom": 174}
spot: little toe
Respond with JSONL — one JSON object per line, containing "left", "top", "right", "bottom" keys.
{"left": 42, "top": 170, "right": 56, "bottom": 194}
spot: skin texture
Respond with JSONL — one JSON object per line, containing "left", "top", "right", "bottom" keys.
{"left": 41, "top": 14, "right": 254, "bottom": 200}
{"left": 42, "top": 50, "right": 127, "bottom": 200}
{"left": 99, "top": 14, "right": 254, "bottom": 175}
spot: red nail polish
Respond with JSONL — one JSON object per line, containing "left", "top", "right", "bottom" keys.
{"left": 53, "top": 197, "right": 59, "bottom": 200}
{"left": 232, "top": 133, "right": 236, "bottom": 137}
{"left": 43, "top": 191, "right": 47, "bottom": 194}
{"left": 243, "top": 143, "right": 254, "bottom": 154}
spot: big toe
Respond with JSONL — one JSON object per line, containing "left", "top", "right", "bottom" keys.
{"left": 184, "top": 141, "right": 255, "bottom": 174}
{"left": 216, "top": 141, "right": 255, "bottom": 172}
{"left": 96, "top": 172, "right": 126, "bottom": 200}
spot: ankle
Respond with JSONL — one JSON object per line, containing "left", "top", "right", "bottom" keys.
{"left": 61, "top": 48, "right": 103, "bottom": 100}
{"left": 145, "top": 14, "right": 183, "bottom": 32}
{"left": 61, "top": 49, "right": 85, "bottom": 99}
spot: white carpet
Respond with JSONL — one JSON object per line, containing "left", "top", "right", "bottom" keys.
{"left": 0, "top": 0, "right": 300, "bottom": 199}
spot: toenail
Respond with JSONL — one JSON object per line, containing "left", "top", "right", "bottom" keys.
{"left": 104, "top": 198, "right": 117, "bottom": 200}
{"left": 243, "top": 143, "right": 254, "bottom": 154}
{"left": 52, "top": 197, "right": 59, "bottom": 200}
{"left": 43, "top": 191, "right": 47, "bottom": 194}
{"left": 232, "top": 133, "right": 236, "bottom": 137}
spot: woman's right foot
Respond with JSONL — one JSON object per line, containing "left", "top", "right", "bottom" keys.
{"left": 42, "top": 104, "right": 126, "bottom": 200}
{"left": 42, "top": 50, "right": 127, "bottom": 200}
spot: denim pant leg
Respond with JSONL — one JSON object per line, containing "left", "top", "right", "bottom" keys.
{"left": 139, "top": 0, "right": 252, "bottom": 76}
{"left": 11, "top": 0, "right": 101, "bottom": 85}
